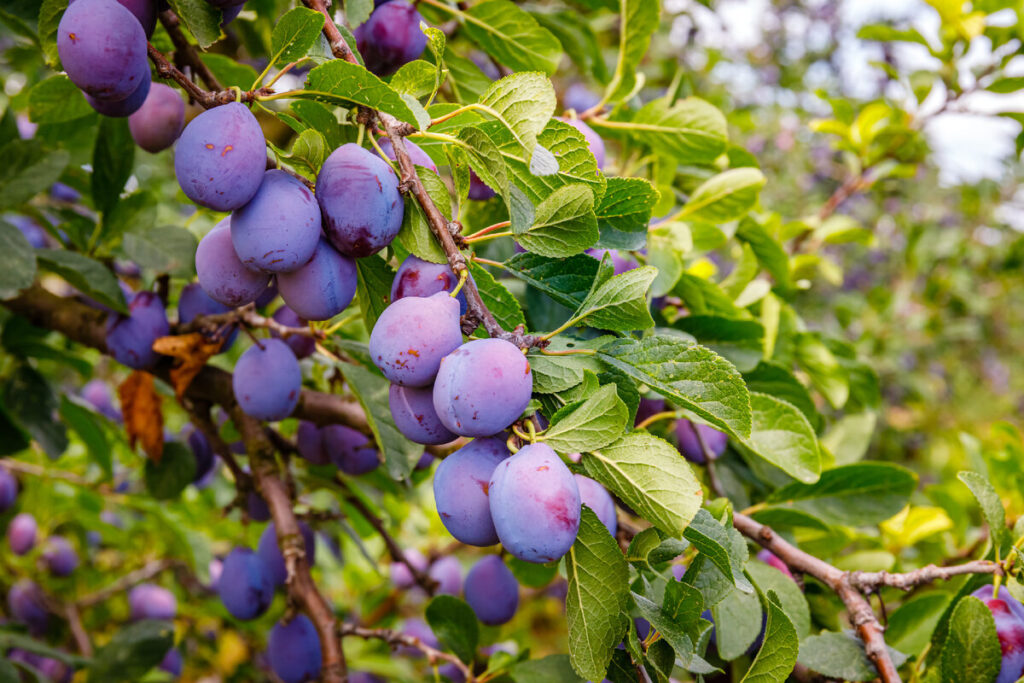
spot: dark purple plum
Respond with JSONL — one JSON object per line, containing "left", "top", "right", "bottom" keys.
{"left": 557, "top": 117, "right": 605, "bottom": 169}
{"left": 563, "top": 83, "right": 601, "bottom": 113}
{"left": 248, "top": 491, "right": 271, "bottom": 521}
{"left": 369, "top": 292, "right": 463, "bottom": 387}
{"left": 7, "top": 215, "right": 49, "bottom": 248}
{"left": 42, "top": 536, "right": 79, "bottom": 577}
{"left": 129, "top": 583, "right": 176, "bottom": 620}
{"left": 296, "top": 420, "right": 328, "bottom": 464}
{"left": 376, "top": 137, "right": 437, "bottom": 172}
{"left": 316, "top": 143, "right": 403, "bottom": 257}
{"left": 276, "top": 238, "right": 357, "bottom": 320}
{"left": 488, "top": 443, "right": 580, "bottom": 563}
{"left": 174, "top": 102, "right": 266, "bottom": 211}
{"left": 85, "top": 69, "right": 150, "bottom": 117}
{"left": 432, "top": 338, "right": 533, "bottom": 437}
{"left": 354, "top": 1, "right": 427, "bottom": 76}
{"left": 7, "top": 512, "right": 37, "bottom": 555}
{"left": 220, "top": 2, "right": 245, "bottom": 24}
{"left": 257, "top": 521, "right": 316, "bottom": 587}
{"left": 428, "top": 556, "right": 462, "bottom": 596}
{"left": 389, "top": 384, "right": 457, "bottom": 445}
{"left": 105, "top": 290, "right": 170, "bottom": 370}
{"left": 81, "top": 378, "right": 121, "bottom": 420}
{"left": 129, "top": 83, "right": 185, "bottom": 152}
{"left": 256, "top": 280, "right": 278, "bottom": 308}
{"left": 268, "top": 614, "right": 322, "bottom": 683}
{"left": 433, "top": 437, "right": 509, "bottom": 546}
{"left": 464, "top": 555, "right": 518, "bottom": 625}
{"left": 186, "top": 426, "right": 216, "bottom": 481}
{"left": 232, "top": 339, "right": 301, "bottom": 420}
{"left": 58, "top": 0, "right": 149, "bottom": 101}
{"left": 271, "top": 306, "right": 316, "bottom": 358}
{"left": 178, "top": 281, "right": 237, "bottom": 349}
{"left": 415, "top": 452, "right": 435, "bottom": 470}
{"left": 675, "top": 418, "right": 728, "bottom": 464}
{"left": 159, "top": 648, "right": 183, "bottom": 677}
{"left": 574, "top": 475, "right": 617, "bottom": 536}
{"left": 322, "top": 425, "right": 380, "bottom": 475}
{"left": 634, "top": 396, "right": 666, "bottom": 427}
{"left": 391, "top": 548, "right": 428, "bottom": 589}
{"left": 8, "top": 581, "right": 49, "bottom": 634}
{"left": 0, "top": 468, "right": 17, "bottom": 511}
{"left": 8, "top": 650, "right": 71, "bottom": 683}
{"left": 218, "top": 547, "right": 274, "bottom": 620}
{"left": 468, "top": 170, "right": 495, "bottom": 200}
{"left": 231, "top": 170, "right": 322, "bottom": 273}
{"left": 70, "top": 0, "right": 158, "bottom": 37}
{"left": 391, "top": 254, "right": 466, "bottom": 315}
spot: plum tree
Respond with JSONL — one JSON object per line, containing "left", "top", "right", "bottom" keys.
{"left": 0, "top": 469, "right": 18, "bottom": 511}
{"left": 354, "top": 1, "right": 427, "bottom": 76}
{"left": 464, "top": 555, "right": 519, "bottom": 626}
{"left": 7, "top": 512, "right": 37, "bottom": 556}
{"left": 57, "top": 0, "right": 149, "bottom": 101}
{"left": 105, "top": 290, "right": 170, "bottom": 370}
{"left": 391, "top": 254, "right": 467, "bottom": 315}
{"left": 271, "top": 306, "right": 316, "bottom": 358}
{"left": 322, "top": 425, "right": 380, "bottom": 475}
{"left": 232, "top": 339, "right": 302, "bottom": 420}
{"left": 428, "top": 555, "right": 462, "bottom": 596}
{"left": 267, "top": 614, "right": 323, "bottom": 683}
{"left": 433, "top": 437, "right": 509, "bottom": 546}
{"left": 574, "top": 475, "right": 617, "bottom": 536}
{"left": 42, "top": 536, "right": 79, "bottom": 577}
{"left": 217, "top": 547, "right": 273, "bottom": 620}
{"left": 195, "top": 219, "right": 271, "bottom": 307}
{"left": 389, "top": 384, "right": 457, "bottom": 445}
{"left": 488, "top": 443, "right": 581, "bottom": 563}
{"left": 128, "top": 83, "right": 185, "bottom": 153}
{"left": 128, "top": 583, "right": 176, "bottom": 620}
{"left": 316, "top": 143, "right": 404, "bottom": 257}
{"left": 276, "top": 238, "right": 358, "bottom": 321}
{"left": 675, "top": 418, "right": 728, "bottom": 464}
{"left": 369, "top": 292, "right": 464, "bottom": 387}
{"left": 174, "top": 102, "right": 267, "bottom": 211}
{"left": 256, "top": 521, "right": 316, "bottom": 586}
{"left": 432, "top": 338, "right": 533, "bottom": 437}
{"left": 231, "top": 170, "right": 322, "bottom": 273}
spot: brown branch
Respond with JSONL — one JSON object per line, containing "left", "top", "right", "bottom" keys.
{"left": 339, "top": 623, "right": 474, "bottom": 681}
{"left": 158, "top": 10, "right": 223, "bottom": 92}
{"left": 147, "top": 43, "right": 271, "bottom": 108}
{"left": 301, "top": 0, "right": 357, "bottom": 64}
{"left": 63, "top": 603, "right": 93, "bottom": 657}
{"left": 177, "top": 303, "right": 324, "bottom": 341}
{"left": 181, "top": 400, "right": 249, "bottom": 492}
{"left": 848, "top": 560, "right": 1004, "bottom": 593}
{"left": 77, "top": 558, "right": 179, "bottom": 608}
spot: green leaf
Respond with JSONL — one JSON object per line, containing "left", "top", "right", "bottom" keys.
{"left": 528, "top": 337, "right": 605, "bottom": 394}
{"left": 345, "top": 0, "right": 374, "bottom": 28}
{"left": 886, "top": 593, "right": 952, "bottom": 656}
{"left": 200, "top": 54, "right": 259, "bottom": 90}
{"left": 742, "top": 362, "right": 817, "bottom": 427}
{"left": 712, "top": 585, "right": 763, "bottom": 660}
{"left": 0, "top": 140, "right": 70, "bottom": 211}
{"left": 795, "top": 332, "right": 848, "bottom": 409}
{"left": 87, "top": 619, "right": 174, "bottom": 683}
{"left": 303, "top": 60, "right": 419, "bottom": 127}
{"left": 678, "top": 168, "right": 765, "bottom": 223}
{"left": 467, "top": 261, "right": 525, "bottom": 331}
{"left": 0, "top": 658, "right": 17, "bottom": 683}
{"left": 291, "top": 100, "right": 345, "bottom": 149}
{"left": 958, "top": 471, "right": 1012, "bottom": 555}
{"left": 517, "top": 185, "right": 598, "bottom": 258}
{"left": 543, "top": 384, "right": 628, "bottom": 453}
{"left": 798, "top": 631, "right": 890, "bottom": 682}
{"left": 941, "top": 596, "right": 1001, "bottom": 683}
{"left": 38, "top": 0, "right": 68, "bottom": 67}
{"left": 741, "top": 592, "right": 799, "bottom": 683}
{"left": 36, "top": 249, "right": 127, "bottom": 314}
{"left": 684, "top": 509, "right": 753, "bottom": 593}
{"left": 166, "top": 0, "right": 223, "bottom": 49}
{"left": 675, "top": 316, "right": 764, "bottom": 373}
{"left": 28, "top": 75, "right": 91, "bottom": 124}
{"left": 103, "top": 191, "right": 157, "bottom": 243}
{"left": 92, "top": 117, "right": 134, "bottom": 215}
{"left": 456, "top": 125, "right": 509, "bottom": 198}
{"left": 765, "top": 463, "right": 917, "bottom": 526}
{"left": 740, "top": 392, "right": 821, "bottom": 484}
{"left": 0, "top": 221, "right": 37, "bottom": 300}
{"left": 354, "top": 255, "right": 396, "bottom": 338}
{"left": 572, "top": 266, "right": 656, "bottom": 331}
{"left": 60, "top": 397, "right": 111, "bottom": 479}
{"left": 506, "top": 555, "right": 559, "bottom": 588}
{"left": 0, "top": 405, "right": 31, "bottom": 456}
{"left": 397, "top": 166, "right": 449, "bottom": 264}
{"left": 144, "top": 442, "right": 196, "bottom": 500}
{"left": 0, "top": 631, "right": 87, "bottom": 667}
{"left": 986, "top": 76, "right": 1024, "bottom": 93}
{"left": 736, "top": 218, "right": 790, "bottom": 288}
{"left": 479, "top": 72, "right": 557, "bottom": 164}
{"left": 747, "top": 560, "right": 810, "bottom": 639}
{"left": 511, "top": 655, "right": 586, "bottom": 683}
{"left": 583, "top": 431, "right": 703, "bottom": 536}
{"left": 269, "top": 7, "right": 325, "bottom": 69}
{"left": 603, "top": 0, "right": 661, "bottom": 103}
{"left": 534, "top": 12, "right": 608, "bottom": 84}
{"left": 503, "top": 252, "right": 599, "bottom": 309}
{"left": 459, "top": 0, "right": 562, "bottom": 75}
{"left": 444, "top": 51, "right": 492, "bottom": 102}
{"left": 597, "top": 335, "right": 752, "bottom": 439}
{"left": 390, "top": 60, "right": 437, "bottom": 98}
{"left": 337, "top": 363, "right": 422, "bottom": 480}
{"left": 595, "top": 97, "right": 728, "bottom": 165}
{"left": 3, "top": 364, "right": 67, "bottom": 460}
{"left": 425, "top": 595, "right": 479, "bottom": 664}
{"left": 122, "top": 226, "right": 198, "bottom": 276}
{"left": 284, "top": 129, "right": 328, "bottom": 174}
{"left": 596, "top": 177, "right": 659, "bottom": 247}
{"left": 565, "top": 507, "right": 630, "bottom": 681}
{"left": 632, "top": 579, "right": 706, "bottom": 664}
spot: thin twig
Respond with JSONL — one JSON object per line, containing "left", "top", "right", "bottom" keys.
{"left": 339, "top": 623, "right": 474, "bottom": 682}
{"left": 77, "top": 559, "right": 179, "bottom": 608}
{"left": 848, "top": 560, "right": 1004, "bottom": 592}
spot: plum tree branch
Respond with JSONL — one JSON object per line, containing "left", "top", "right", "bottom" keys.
{"left": 158, "top": 10, "right": 223, "bottom": 92}
{"left": 76, "top": 558, "right": 180, "bottom": 608}
{"left": 847, "top": 560, "right": 1004, "bottom": 592}
{"left": 176, "top": 303, "right": 324, "bottom": 341}
{"left": 339, "top": 623, "right": 474, "bottom": 681}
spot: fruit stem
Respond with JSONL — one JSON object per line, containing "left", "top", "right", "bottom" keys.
{"left": 505, "top": 434, "right": 520, "bottom": 455}
{"left": 450, "top": 269, "right": 469, "bottom": 298}
{"left": 537, "top": 347, "right": 597, "bottom": 357}
{"left": 463, "top": 230, "right": 512, "bottom": 244}
{"left": 634, "top": 410, "right": 679, "bottom": 431}
{"left": 323, "top": 313, "right": 360, "bottom": 336}
{"left": 465, "top": 220, "right": 511, "bottom": 241}
{"left": 511, "top": 424, "right": 533, "bottom": 443}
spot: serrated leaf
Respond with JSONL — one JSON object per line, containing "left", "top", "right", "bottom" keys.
{"left": 28, "top": 75, "right": 91, "bottom": 124}
{"left": 596, "top": 98, "right": 727, "bottom": 165}
{"left": 765, "top": 463, "right": 917, "bottom": 526}
{"left": 684, "top": 509, "right": 753, "bottom": 593}
{"left": 528, "top": 337, "right": 605, "bottom": 394}
{"left": 713, "top": 585, "right": 763, "bottom": 660}
{"left": 675, "top": 315, "right": 765, "bottom": 373}
{"left": 583, "top": 431, "right": 702, "bottom": 536}
{"left": 479, "top": 72, "right": 557, "bottom": 163}
{"left": 740, "top": 392, "right": 820, "bottom": 484}
{"left": 743, "top": 362, "right": 817, "bottom": 427}
{"left": 941, "top": 597, "right": 1001, "bottom": 683}
{"left": 425, "top": 595, "right": 479, "bottom": 664}
{"left": 632, "top": 579, "right": 706, "bottom": 664}
{"left": 36, "top": 249, "right": 127, "bottom": 314}
{"left": 0, "top": 140, "right": 70, "bottom": 211}
{"left": 596, "top": 176, "right": 659, "bottom": 246}
{"left": 270, "top": 7, "right": 325, "bottom": 70}
{"left": 354, "top": 255, "right": 395, "bottom": 333}
{"left": 444, "top": 51, "right": 492, "bottom": 102}
{"left": 390, "top": 60, "right": 437, "bottom": 98}
{"left": 467, "top": 261, "right": 525, "bottom": 331}
{"left": 543, "top": 384, "right": 627, "bottom": 453}
{"left": 678, "top": 168, "right": 765, "bottom": 223}
{"left": 0, "top": 221, "right": 37, "bottom": 300}
{"left": 958, "top": 471, "right": 1012, "bottom": 555}
{"left": 457, "top": 126, "right": 509, "bottom": 197}
{"left": 598, "top": 335, "right": 751, "bottom": 438}
{"left": 397, "top": 166, "right": 449, "bottom": 264}
{"left": 516, "top": 185, "right": 598, "bottom": 258}
{"left": 285, "top": 128, "right": 328, "bottom": 174}
{"left": 303, "top": 60, "right": 418, "bottom": 127}
{"left": 565, "top": 508, "right": 630, "bottom": 681}
{"left": 503, "top": 252, "right": 599, "bottom": 309}
{"left": 603, "top": 0, "right": 661, "bottom": 103}
{"left": 741, "top": 592, "right": 799, "bottom": 683}
{"left": 460, "top": 0, "right": 562, "bottom": 74}
{"left": 571, "top": 265, "right": 655, "bottom": 331}
{"left": 167, "top": 0, "right": 223, "bottom": 49}
{"left": 511, "top": 654, "right": 585, "bottom": 683}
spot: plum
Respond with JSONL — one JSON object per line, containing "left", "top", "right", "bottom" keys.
{"left": 185, "top": 426, "right": 216, "bottom": 482}
{"left": 468, "top": 170, "right": 495, "bottom": 200}
{"left": 42, "top": 536, "right": 79, "bottom": 577}
{"left": 178, "top": 282, "right": 237, "bottom": 350}
{"left": 271, "top": 306, "right": 316, "bottom": 358}
{"left": 464, "top": 555, "right": 519, "bottom": 625}
{"left": 675, "top": 418, "right": 728, "bottom": 464}
{"left": 217, "top": 547, "right": 274, "bottom": 620}
{"left": 757, "top": 549, "right": 795, "bottom": 581}
{"left": 8, "top": 581, "right": 49, "bottom": 634}
{"left": 105, "top": 290, "right": 170, "bottom": 370}
{"left": 159, "top": 648, "right": 183, "bottom": 677}
{"left": 296, "top": 421, "right": 328, "bottom": 464}
{"left": 369, "top": 292, "right": 463, "bottom": 387}
{"left": 248, "top": 491, "right": 271, "bottom": 522}
{"left": 433, "top": 437, "right": 509, "bottom": 546}
{"left": 574, "top": 475, "right": 617, "bottom": 536}
{"left": 85, "top": 70, "right": 150, "bottom": 117}
{"left": 276, "top": 238, "right": 357, "bottom": 321}
{"left": 129, "top": 583, "right": 176, "bottom": 620}
{"left": 399, "top": 619, "right": 438, "bottom": 657}
{"left": 322, "top": 425, "right": 380, "bottom": 475}
{"left": 268, "top": 615, "right": 322, "bottom": 683}
{"left": 391, "top": 254, "right": 467, "bottom": 315}
{"left": 58, "top": 0, "right": 149, "bottom": 101}
{"left": 7, "top": 512, "right": 37, "bottom": 555}
{"left": 389, "top": 384, "right": 457, "bottom": 445}
{"left": 129, "top": 83, "right": 185, "bottom": 152}
{"left": 69, "top": 0, "right": 158, "bottom": 37}
{"left": 428, "top": 555, "right": 462, "bottom": 596}
{"left": 7, "top": 215, "right": 50, "bottom": 248}
{"left": 563, "top": 83, "right": 601, "bottom": 113}
{"left": 391, "top": 548, "right": 428, "bottom": 589}
{"left": 231, "top": 169, "right": 322, "bottom": 273}
{"left": 354, "top": 1, "right": 427, "bottom": 76}
{"left": 232, "top": 339, "right": 302, "bottom": 420}
{"left": 256, "top": 521, "right": 317, "bottom": 587}
{"left": 375, "top": 137, "right": 437, "bottom": 172}
{"left": 0, "top": 468, "right": 17, "bottom": 511}
{"left": 195, "top": 219, "right": 270, "bottom": 307}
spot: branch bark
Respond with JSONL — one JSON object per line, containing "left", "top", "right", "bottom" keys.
{"left": 339, "top": 623, "right": 473, "bottom": 681}
{"left": 848, "top": 560, "right": 1004, "bottom": 593}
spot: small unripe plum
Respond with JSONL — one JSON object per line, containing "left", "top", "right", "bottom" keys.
{"left": 433, "top": 338, "right": 533, "bottom": 437}
{"left": 389, "top": 384, "right": 457, "bottom": 445}
{"left": 174, "top": 102, "right": 266, "bottom": 211}
{"left": 296, "top": 421, "right": 328, "bottom": 464}
{"left": 42, "top": 536, "right": 79, "bottom": 577}
{"left": 433, "top": 437, "right": 509, "bottom": 546}
{"left": 218, "top": 547, "right": 274, "bottom": 620}
{"left": 675, "top": 418, "right": 728, "bottom": 464}
{"left": 129, "top": 83, "right": 185, "bottom": 152}
{"left": 105, "top": 290, "right": 170, "bottom": 370}
{"left": 276, "top": 238, "right": 357, "bottom": 321}
{"left": 391, "top": 254, "right": 467, "bottom": 315}
{"left": 159, "top": 648, "right": 183, "bottom": 677}
{"left": 268, "top": 614, "right": 322, "bottom": 683}
{"left": 85, "top": 70, "right": 150, "bottom": 117}
{"left": 557, "top": 117, "right": 605, "bottom": 169}
{"left": 271, "top": 306, "right": 316, "bottom": 358}
{"left": 196, "top": 219, "right": 271, "bottom": 307}
{"left": 0, "top": 468, "right": 18, "bottom": 511}
{"left": 323, "top": 425, "right": 380, "bottom": 475}
{"left": 488, "top": 443, "right": 581, "bottom": 563}
{"left": 8, "top": 581, "right": 49, "bottom": 633}
{"left": 370, "top": 292, "right": 463, "bottom": 387}
{"left": 464, "top": 555, "right": 519, "bottom": 625}
{"left": 231, "top": 170, "right": 322, "bottom": 273}
{"left": 58, "top": 0, "right": 149, "bottom": 101}
{"left": 376, "top": 137, "right": 437, "bottom": 172}
{"left": 129, "top": 583, "right": 176, "bottom": 620}
{"left": 257, "top": 521, "right": 317, "bottom": 587}
{"left": 574, "top": 475, "right": 617, "bottom": 536}
{"left": 232, "top": 339, "right": 302, "bottom": 421}
{"left": 391, "top": 548, "right": 428, "bottom": 589}
{"left": 7, "top": 513, "right": 37, "bottom": 555}
{"left": 428, "top": 555, "right": 462, "bottom": 596}
{"left": 354, "top": 1, "right": 427, "bottom": 76}
{"left": 316, "top": 143, "right": 403, "bottom": 257}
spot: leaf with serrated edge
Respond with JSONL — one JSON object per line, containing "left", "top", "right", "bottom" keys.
{"left": 572, "top": 266, "right": 656, "bottom": 331}
{"left": 543, "top": 384, "right": 627, "bottom": 453}
{"left": 517, "top": 184, "right": 598, "bottom": 258}
{"left": 741, "top": 592, "right": 799, "bottom": 683}
{"left": 167, "top": 0, "right": 222, "bottom": 49}
{"left": 479, "top": 72, "right": 557, "bottom": 160}
{"left": 467, "top": 261, "right": 525, "bottom": 331}
{"left": 503, "top": 252, "right": 599, "bottom": 309}
{"left": 684, "top": 509, "right": 753, "bottom": 593}
{"left": 397, "top": 167, "right": 449, "bottom": 264}
{"left": 941, "top": 596, "right": 1001, "bottom": 683}
{"left": 596, "top": 176, "right": 659, "bottom": 235}
{"left": 528, "top": 337, "right": 605, "bottom": 394}
{"left": 740, "top": 392, "right": 820, "bottom": 484}
{"left": 459, "top": 0, "right": 562, "bottom": 74}
{"left": 355, "top": 255, "right": 395, "bottom": 333}
{"left": 270, "top": 8, "right": 325, "bottom": 71}
{"left": 594, "top": 97, "right": 727, "bottom": 165}
{"left": 958, "top": 471, "right": 1012, "bottom": 554}
{"left": 303, "top": 60, "right": 418, "bottom": 127}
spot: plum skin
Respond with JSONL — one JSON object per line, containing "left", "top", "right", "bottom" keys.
{"left": 296, "top": 420, "right": 328, "bottom": 464}
{"left": 316, "top": 143, "right": 404, "bottom": 257}
{"left": 675, "top": 418, "right": 728, "bottom": 464}
{"left": 391, "top": 254, "right": 467, "bottom": 315}
{"left": 232, "top": 338, "right": 302, "bottom": 421}
{"left": 0, "top": 468, "right": 18, "bottom": 511}
{"left": 58, "top": 0, "right": 149, "bottom": 102}
{"left": 432, "top": 338, "right": 533, "bottom": 438}
{"left": 433, "top": 437, "right": 509, "bottom": 546}
{"left": 390, "top": 548, "right": 428, "bottom": 589}
{"left": 43, "top": 536, "right": 79, "bottom": 577}
{"left": 129, "top": 583, "right": 177, "bottom": 620}
{"left": 354, "top": 1, "right": 427, "bottom": 76}
{"left": 972, "top": 585, "right": 1024, "bottom": 683}
{"left": 7, "top": 513, "right": 37, "bottom": 555}
{"left": 322, "top": 425, "right": 380, "bottom": 475}
{"left": 389, "top": 384, "right": 457, "bottom": 445}
{"left": 428, "top": 555, "right": 462, "bottom": 596}
{"left": 276, "top": 238, "right": 357, "bottom": 321}
{"left": 129, "top": 83, "right": 185, "bottom": 152}
{"left": 464, "top": 555, "right": 519, "bottom": 625}
{"left": 376, "top": 137, "right": 437, "bottom": 172}
{"left": 105, "top": 290, "right": 170, "bottom": 370}
{"left": 256, "top": 521, "right": 317, "bottom": 587}
{"left": 488, "top": 443, "right": 581, "bottom": 563}
{"left": 574, "top": 475, "right": 617, "bottom": 536}
{"left": 195, "top": 219, "right": 270, "bottom": 307}
{"left": 271, "top": 306, "right": 316, "bottom": 358}
{"left": 369, "top": 292, "right": 463, "bottom": 388}
{"left": 231, "top": 169, "right": 322, "bottom": 273}
{"left": 217, "top": 547, "right": 274, "bottom": 620}
{"left": 85, "top": 70, "right": 150, "bottom": 117}
{"left": 8, "top": 581, "right": 49, "bottom": 633}
{"left": 268, "top": 615, "right": 323, "bottom": 683}
{"left": 174, "top": 102, "right": 266, "bottom": 211}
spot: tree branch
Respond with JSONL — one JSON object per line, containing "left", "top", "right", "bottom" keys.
{"left": 77, "top": 558, "right": 180, "bottom": 608}
{"left": 158, "top": 10, "right": 223, "bottom": 92}
{"left": 339, "top": 623, "right": 474, "bottom": 681}
{"left": 848, "top": 560, "right": 1004, "bottom": 593}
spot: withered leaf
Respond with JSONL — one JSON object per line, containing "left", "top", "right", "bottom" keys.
{"left": 152, "top": 333, "right": 223, "bottom": 399}
{"left": 118, "top": 370, "right": 164, "bottom": 462}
